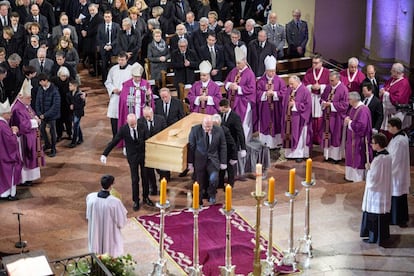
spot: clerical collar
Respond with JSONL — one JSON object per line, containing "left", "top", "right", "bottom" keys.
{"left": 133, "top": 81, "right": 141, "bottom": 87}
{"left": 201, "top": 80, "right": 210, "bottom": 87}
{"left": 266, "top": 75, "right": 273, "bottom": 81}
{"left": 239, "top": 66, "right": 248, "bottom": 73}
{"left": 119, "top": 64, "right": 127, "bottom": 70}
{"left": 393, "top": 130, "right": 406, "bottom": 138}
{"left": 374, "top": 149, "right": 388, "bottom": 157}
{"left": 0, "top": 116, "right": 6, "bottom": 122}
{"left": 97, "top": 190, "right": 110, "bottom": 198}
{"left": 332, "top": 81, "right": 341, "bottom": 89}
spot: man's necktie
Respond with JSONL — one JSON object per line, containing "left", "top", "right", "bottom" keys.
{"left": 164, "top": 103, "right": 169, "bottom": 117}
{"left": 363, "top": 98, "right": 368, "bottom": 105}
{"left": 210, "top": 47, "right": 216, "bottom": 68}
{"left": 149, "top": 121, "right": 154, "bottom": 133}
{"left": 35, "top": 16, "right": 38, "bottom": 23}
{"left": 106, "top": 25, "right": 110, "bottom": 44}
{"left": 296, "top": 21, "right": 300, "bottom": 29}
{"left": 180, "top": 1, "right": 184, "bottom": 14}
{"left": 272, "top": 26, "right": 275, "bottom": 33}
{"left": 133, "top": 128, "right": 137, "bottom": 140}
{"left": 205, "top": 132, "right": 210, "bottom": 149}
{"left": 40, "top": 61, "right": 44, "bottom": 72}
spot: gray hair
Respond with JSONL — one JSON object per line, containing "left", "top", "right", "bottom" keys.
{"left": 348, "top": 57, "right": 359, "bottom": 66}
{"left": 348, "top": 91, "right": 361, "bottom": 101}
{"left": 178, "top": 38, "right": 188, "bottom": 46}
{"left": 392, "top": 63, "right": 404, "bottom": 74}
{"left": 8, "top": 53, "right": 21, "bottom": 63}
{"left": 57, "top": 66, "right": 70, "bottom": 77}
{"left": 246, "top": 18, "right": 256, "bottom": 26}
{"left": 148, "top": 18, "right": 160, "bottom": 29}
{"left": 122, "top": 17, "right": 132, "bottom": 26}
{"left": 330, "top": 71, "right": 340, "bottom": 79}
{"left": 199, "top": 17, "right": 208, "bottom": 25}
{"left": 231, "top": 29, "right": 241, "bottom": 37}
{"left": 211, "top": 114, "right": 222, "bottom": 125}
{"left": 289, "top": 75, "right": 301, "bottom": 83}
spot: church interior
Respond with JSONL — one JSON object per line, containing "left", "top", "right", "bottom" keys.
{"left": 1, "top": 0, "right": 414, "bottom": 275}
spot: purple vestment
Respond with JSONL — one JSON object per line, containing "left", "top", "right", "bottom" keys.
{"left": 0, "top": 118, "right": 22, "bottom": 194}
{"left": 320, "top": 82, "right": 349, "bottom": 147}
{"left": 345, "top": 103, "right": 373, "bottom": 169}
{"left": 187, "top": 80, "right": 222, "bottom": 115}
{"left": 256, "top": 74, "right": 287, "bottom": 136}
{"left": 302, "top": 67, "right": 330, "bottom": 93}
{"left": 383, "top": 77, "right": 412, "bottom": 105}
{"left": 10, "top": 99, "right": 44, "bottom": 169}
{"left": 340, "top": 69, "right": 366, "bottom": 92}
{"left": 224, "top": 67, "right": 256, "bottom": 123}
{"left": 281, "top": 84, "right": 312, "bottom": 150}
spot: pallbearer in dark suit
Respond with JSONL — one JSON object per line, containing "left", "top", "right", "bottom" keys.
{"left": 219, "top": 99, "right": 247, "bottom": 181}
{"left": 212, "top": 114, "right": 237, "bottom": 189}
{"left": 362, "top": 81, "right": 383, "bottom": 134}
{"left": 364, "top": 65, "right": 380, "bottom": 98}
{"left": 138, "top": 106, "right": 167, "bottom": 196}
{"left": 101, "top": 113, "right": 154, "bottom": 211}
{"left": 154, "top": 87, "right": 185, "bottom": 180}
{"left": 188, "top": 116, "right": 227, "bottom": 205}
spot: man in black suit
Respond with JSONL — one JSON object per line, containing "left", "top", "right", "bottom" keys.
{"left": 171, "top": 38, "right": 199, "bottom": 97}
{"left": 27, "top": 4, "right": 49, "bottom": 37}
{"left": 219, "top": 99, "right": 247, "bottom": 180}
{"left": 168, "top": 23, "right": 194, "bottom": 52}
{"left": 101, "top": 113, "right": 154, "bottom": 211}
{"left": 241, "top": 18, "right": 259, "bottom": 45}
{"left": 36, "top": 0, "right": 55, "bottom": 32}
{"left": 117, "top": 17, "right": 141, "bottom": 65}
{"left": 232, "top": 0, "right": 253, "bottom": 27}
{"left": 224, "top": 29, "right": 246, "bottom": 72}
{"left": 362, "top": 82, "right": 384, "bottom": 134}
{"left": 0, "top": 0, "right": 10, "bottom": 31}
{"left": 138, "top": 106, "right": 167, "bottom": 195}
{"left": 81, "top": 4, "right": 103, "bottom": 76}
{"left": 198, "top": 33, "right": 224, "bottom": 81}
{"left": 247, "top": 30, "right": 277, "bottom": 77}
{"left": 184, "top": 11, "right": 199, "bottom": 36}
{"left": 364, "top": 65, "right": 380, "bottom": 98}
{"left": 173, "top": 0, "right": 191, "bottom": 25}
{"left": 192, "top": 17, "right": 212, "bottom": 57}
{"left": 97, "top": 10, "right": 121, "bottom": 81}
{"left": 188, "top": 116, "right": 227, "bottom": 205}
{"left": 212, "top": 114, "right": 237, "bottom": 189}
{"left": 285, "top": 8, "right": 308, "bottom": 58}
{"left": 155, "top": 87, "right": 185, "bottom": 179}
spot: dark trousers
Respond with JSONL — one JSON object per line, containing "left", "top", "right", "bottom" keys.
{"left": 219, "top": 162, "right": 235, "bottom": 188}
{"left": 157, "top": 169, "right": 170, "bottom": 182}
{"left": 71, "top": 115, "right": 83, "bottom": 144}
{"left": 110, "top": 118, "right": 118, "bottom": 138}
{"left": 144, "top": 167, "right": 157, "bottom": 192}
{"left": 196, "top": 162, "right": 219, "bottom": 202}
{"left": 40, "top": 120, "right": 57, "bottom": 151}
{"left": 56, "top": 114, "right": 72, "bottom": 138}
{"left": 128, "top": 160, "right": 148, "bottom": 202}
{"left": 100, "top": 49, "right": 113, "bottom": 81}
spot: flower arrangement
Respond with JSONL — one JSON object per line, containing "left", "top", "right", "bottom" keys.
{"left": 98, "top": 253, "right": 136, "bottom": 276}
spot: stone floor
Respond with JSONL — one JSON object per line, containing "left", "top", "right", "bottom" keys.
{"left": 1, "top": 69, "right": 414, "bottom": 275}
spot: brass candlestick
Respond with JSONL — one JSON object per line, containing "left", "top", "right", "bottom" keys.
{"left": 297, "top": 179, "right": 315, "bottom": 258}
{"left": 248, "top": 191, "right": 266, "bottom": 276}
{"left": 261, "top": 199, "right": 278, "bottom": 275}
{"left": 219, "top": 208, "right": 236, "bottom": 276}
{"left": 150, "top": 201, "right": 171, "bottom": 276}
{"left": 278, "top": 190, "right": 298, "bottom": 272}
{"left": 189, "top": 207, "right": 203, "bottom": 276}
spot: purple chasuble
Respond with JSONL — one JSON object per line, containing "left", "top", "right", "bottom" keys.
{"left": 340, "top": 69, "right": 366, "bottom": 92}
{"left": 188, "top": 80, "right": 222, "bottom": 115}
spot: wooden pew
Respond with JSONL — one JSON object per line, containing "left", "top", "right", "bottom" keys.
{"left": 276, "top": 57, "right": 312, "bottom": 74}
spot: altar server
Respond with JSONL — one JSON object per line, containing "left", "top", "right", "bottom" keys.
{"left": 360, "top": 133, "right": 392, "bottom": 244}
{"left": 187, "top": 60, "right": 221, "bottom": 115}
{"left": 387, "top": 117, "right": 410, "bottom": 227}
{"left": 256, "top": 55, "right": 286, "bottom": 149}
{"left": 86, "top": 175, "right": 128, "bottom": 257}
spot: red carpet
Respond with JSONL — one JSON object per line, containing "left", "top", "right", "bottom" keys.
{"left": 136, "top": 205, "right": 297, "bottom": 275}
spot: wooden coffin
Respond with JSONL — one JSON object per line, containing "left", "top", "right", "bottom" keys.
{"left": 145, "top": 112, "right": 207, "bottom": 172}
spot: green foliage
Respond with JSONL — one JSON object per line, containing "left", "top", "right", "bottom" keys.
{"left": 98, "top": 254, "right": 137, "bottom": 276}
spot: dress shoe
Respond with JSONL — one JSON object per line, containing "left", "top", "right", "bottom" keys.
{"left": 64, "top": 136, "right": 72, "bottom": 140}
{"left": 179, "top": 168, "right": 189, "bottom": 177}
{"left": 209, "top": 197, "right": 216, "bottom": 204}
{"left": 133, "top": 201, "right": 140, "bottom": 211}
{"left": 56, "top": 136, "right": 62, "bottom": 142}
{"left": 7, "top": 195, "right": 18, "bottom": 201}
{"left": 77, "top": 140, "right": 83, "bottom": 145}
{"left": 68, "top": 143, "right": 76, "bottom": 148}
{"left": 43, "top": 145, "right": 51, "bottom": 152}
{"left": 295, "top": 158, "right": 304, "bottom": 163}
{"left": 47, "top": 150, "right": 56, "bottom": 157}
{"left": 20, "top": 181, "right": 32, "bottom": 186}
{"left": 143, "top": 197, "right": 155, "bottom": 207}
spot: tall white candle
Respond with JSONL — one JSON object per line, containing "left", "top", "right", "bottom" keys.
{"left": 256, "top": 163, "right": 262, "bottom": 195}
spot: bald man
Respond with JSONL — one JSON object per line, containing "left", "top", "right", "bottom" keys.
{"left": 262, "top": 12, "right": 285, "bottom": 59}
{"left": 101, "top": 113, "right": 154, "bottom": 211}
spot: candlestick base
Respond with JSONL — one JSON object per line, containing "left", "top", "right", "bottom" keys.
{"left": 296, "top": 179, "right": 315, "bottom": 258}
{"left": 260, "top": 257, "right": 277, "bottom": 276}
{"left": 188, "top": 265, "right": 204, "bottom": 276}
{"left": 156, "top": 201, "right": 171, "bottom": 209}
{"left": 278, "top": 249, "right": 297, "bottom": 272}
{"left": 150, "top": 258, "right": 171, "bottom": 276}
{"left": 297, "top": 234, "right": 313, "bottom": 258}
{"left": 219, "top": 265, "right": 236, "bottom": 276}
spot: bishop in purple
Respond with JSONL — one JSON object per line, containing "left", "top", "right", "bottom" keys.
{"left": 281, "top": 75, "right": 312, "bottom": 161}
{"left": 344, "top": 92, "right": 373, "bottom": 182}
{"left": 319, "top": 71, "right": 349, "bottom": 162}
{"left": 256, "top": 55, "right": 287, "bottom": 149}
